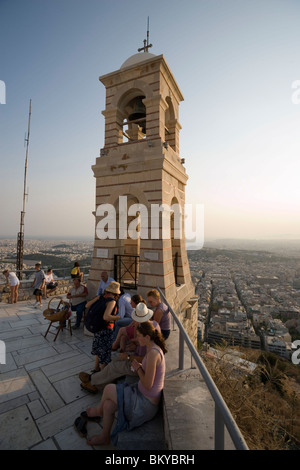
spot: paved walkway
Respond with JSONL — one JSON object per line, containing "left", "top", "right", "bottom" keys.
{"left": 0, "top": 298, "right": 237, "bottom": 451}
{"left": 0, "top": 298, "right": 117, "bottom": 450}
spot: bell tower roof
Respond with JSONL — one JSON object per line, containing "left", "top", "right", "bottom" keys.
{"left": 120, "top": 51, "right": 156, "bottom": 69}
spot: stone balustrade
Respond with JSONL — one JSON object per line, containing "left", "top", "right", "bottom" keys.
{"left": 0, "top": 278, "right": 72, "bottom": 303}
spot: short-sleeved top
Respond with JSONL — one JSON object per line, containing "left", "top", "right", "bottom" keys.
{"left": 96, "top": 277, "right": 115, "bottom": 296}
{"left": 118, "top": 293, "right": 134, "bottom": 319}
{"left": 33, "top": 270, "right": 45, "bottom": 289}
{"left": 155, "top": 302, "right": 171, "bottom": 331}
{"left": 45, "top": 273, "right": 53, "bottom": 284}
{"left": 8, "top": 272, "right": 20, "bottom": 287}
{"left": 69, "top": 284, "right": 88, "bottom": 306}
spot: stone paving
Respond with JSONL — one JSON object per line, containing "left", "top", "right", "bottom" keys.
{"left": 0, "top": 297, "right": 116, "bottom": 450}
{"left": 0, "top": 297, "right": 238, "bottom": 451}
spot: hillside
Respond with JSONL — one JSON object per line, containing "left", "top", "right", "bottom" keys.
{"left": 202, "top": 344, "right": 300, "bottom": 450}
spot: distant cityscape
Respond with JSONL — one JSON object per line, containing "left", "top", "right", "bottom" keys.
{"left": 1, "top": 237, "right": 300, "bottom": 361}
{"left": 189, "top": 240, "right": 300, "bottom": 360}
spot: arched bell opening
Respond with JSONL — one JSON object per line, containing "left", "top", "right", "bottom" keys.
{"left": 170, "top": 197, "right": 183, "bottom": 286}
{"left": 118, "top": 90, "right": 147, "bottom": 143}
{"left": 165, "top": 96, "right": 176, "bottom": 151}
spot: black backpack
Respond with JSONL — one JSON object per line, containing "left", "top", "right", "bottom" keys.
{"left": 84, "top": 295, "right": 114, "bottom": 333}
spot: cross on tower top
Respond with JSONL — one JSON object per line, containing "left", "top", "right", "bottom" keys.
{"left": 137, "top": 17, "right": 153, "bottom": 53}
{"left": 138, "top": 39, "right": 152, "bottom": 53}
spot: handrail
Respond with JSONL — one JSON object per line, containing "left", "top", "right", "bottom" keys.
{"left": 0, "top": 266, "right": 91, "bottom": 286}
{"left": 157, "top": 287, "right": 249, "bottom": 451}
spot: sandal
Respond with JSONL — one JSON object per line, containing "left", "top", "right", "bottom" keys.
{"left": 80, "top": 411, "right": 102, "bottom": 424}
{"left": 80, "top": 382, "right": 99, "bottom": 394}
{"left": 73, "top": 416, "right": 87, "bottom": 438}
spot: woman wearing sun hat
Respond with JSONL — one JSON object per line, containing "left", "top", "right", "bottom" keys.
{"left": 78, "top": 301, "right": 160, "bottom": 395}
{"left": 112, "top": 299, "right": 152, "bottom": 352}
{"left": 89, "top": 281, "right": 121, "bottom": 373}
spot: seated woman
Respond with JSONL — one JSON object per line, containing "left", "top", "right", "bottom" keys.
{"left": 111, "top": 294, "right": 146, "bottom": 352}
{"left": 43, "top": 268, "right": 58, "bottom": 299}
{"left": 74, "top": 321, "right": 167, "bottom": 446}
{"left": 147, "top": 288, "right": 171, "bottom": 340}
{"left": 70, "top": 262, "right": 83, "bottom": 282}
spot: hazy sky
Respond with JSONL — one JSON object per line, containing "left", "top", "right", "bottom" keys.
{"left": 1, "top": 0, "right": 300, "bottom": 243}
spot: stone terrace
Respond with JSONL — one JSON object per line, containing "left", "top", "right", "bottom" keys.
{"left": 0, "top": 297, "right": 236, "bottom": 451}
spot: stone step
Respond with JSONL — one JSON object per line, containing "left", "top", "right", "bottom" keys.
{"left": 115, "top": 375, "right": 167, "bottom": 450}
{"left": 116, "top": 408, "right": 167, "bottom": 450}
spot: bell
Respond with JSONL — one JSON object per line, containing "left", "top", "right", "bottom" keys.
{"left": 128, "top": 96, "right": 146, "bottom": 134}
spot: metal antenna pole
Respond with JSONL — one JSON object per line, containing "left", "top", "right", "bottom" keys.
{"left": 147, "top": 16, "right": 150, "bottom": 48}
{"left": 138, "top": 16, "right": 152, "bottom": 53}
{"left": 16, "top": 99, "right": 32, "bottom": 279}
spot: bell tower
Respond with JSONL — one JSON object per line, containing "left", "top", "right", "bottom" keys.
{"left": 88, "top": 44, "right": 198, "bottom": 343}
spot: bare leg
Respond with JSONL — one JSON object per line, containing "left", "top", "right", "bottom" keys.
{"left": 14, "top": 286, "right": 19, "bottom": 303}
{"left": 94, "top": 356, "right": 100, "bottom": 372}
{"left": 10, "top": 286, "right": 14, "bottom": 304}
{"left": 86, "top": 384, "right": 117, "bottom": 446}
{"left": 119, "top": 333, "right": 128, "bottom": 352}
{"left": 112, "top": 326, "right": 127, "bottom": 350}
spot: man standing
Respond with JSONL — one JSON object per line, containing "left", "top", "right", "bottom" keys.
{"left": 96, "top": 271, "right": 115, "bottom": 296}
{"left": 67, "top": 277, "right": 88, "bottom": 329}
{"left": 31, "top": 263, "right": 45, "bottom": 308}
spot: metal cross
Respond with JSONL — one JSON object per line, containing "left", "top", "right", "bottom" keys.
{"left": 138, "top": 39, "right": 152, "bottom": 53}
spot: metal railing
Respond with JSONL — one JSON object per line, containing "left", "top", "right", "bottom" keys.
{"left": 0, "top": 266, "right": 91, "bottom": 287}
{"left": 158, "top": 287, "right": 249, "bottom": 451}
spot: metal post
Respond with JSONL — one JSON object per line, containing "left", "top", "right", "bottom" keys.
{"left": 16, "top": 99, "right": 32, "bottom": 279}
{"left": 179, "top": 329, "right": 184, "bottom": 370}
{"left": 215, "top": 406, "right": 225, "bottom": 450}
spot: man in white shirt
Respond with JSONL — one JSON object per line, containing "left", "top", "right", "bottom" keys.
{"left": 96, "top": 271, "right": 115, "bottom": 296}
{"left": 67, "top": 278, "right": 88, "bottom": 329}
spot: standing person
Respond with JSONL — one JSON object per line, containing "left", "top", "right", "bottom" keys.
{"left": 147, "top": 289, "right": 171, "bottom": 340}
{"left": 86, "top": 281, "right": 121, "bottom": 373}
{"left": 71, "top": 262, "right": 83, "bottom": 282}
{"left": 2, "top": 269, "right": 20, "bottom": 304}
{"left": 96, "top": 271, "right": 115, "bottom": 296}
{"left": 74, "top": 321, "right": 167, "bottom": 447}
{"left": 66, "top": 277, "right": 88, "bottom": 329}
{"left": 31, "top": 263, "right": 45, "bottom": 308}
{"left": 43, "top": 268, "right": 58, "bottom": 298}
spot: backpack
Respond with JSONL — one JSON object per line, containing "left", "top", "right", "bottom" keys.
{"left": 84, "top": 295, "right": 114, "bottom": 333}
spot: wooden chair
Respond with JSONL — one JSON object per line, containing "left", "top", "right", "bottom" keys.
{"left": 43, "top": 297, "right": 73, "bottom": 342}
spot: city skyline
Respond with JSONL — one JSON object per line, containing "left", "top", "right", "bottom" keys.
{"left": 1, "top": 0, "right": 300, "bottom": 243}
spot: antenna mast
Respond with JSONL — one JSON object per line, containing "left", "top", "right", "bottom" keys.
{"left": 138, "top": 16, "right": 152, "bottom": 52}
{"left": 16, "top": 99, "right": 32, "bottom": 279}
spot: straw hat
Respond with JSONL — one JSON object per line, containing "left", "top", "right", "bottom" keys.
{"left": 131, "top": 302, "right": 153, "bottom": 322}
{"left": 105, "top": 281, "right": 121, "bottom": 295}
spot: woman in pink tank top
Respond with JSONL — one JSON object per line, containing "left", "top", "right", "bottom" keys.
{"left": 76, "top": 321, "right": 167, "bottom": 446}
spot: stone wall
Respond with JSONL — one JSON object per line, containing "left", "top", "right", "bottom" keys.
{"left": 0, "top": 279, "right": 72, "bottom": 303}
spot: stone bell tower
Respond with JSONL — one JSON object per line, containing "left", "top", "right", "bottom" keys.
{"left": 88, "top": 43, "right": 198, "bottom": 343}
